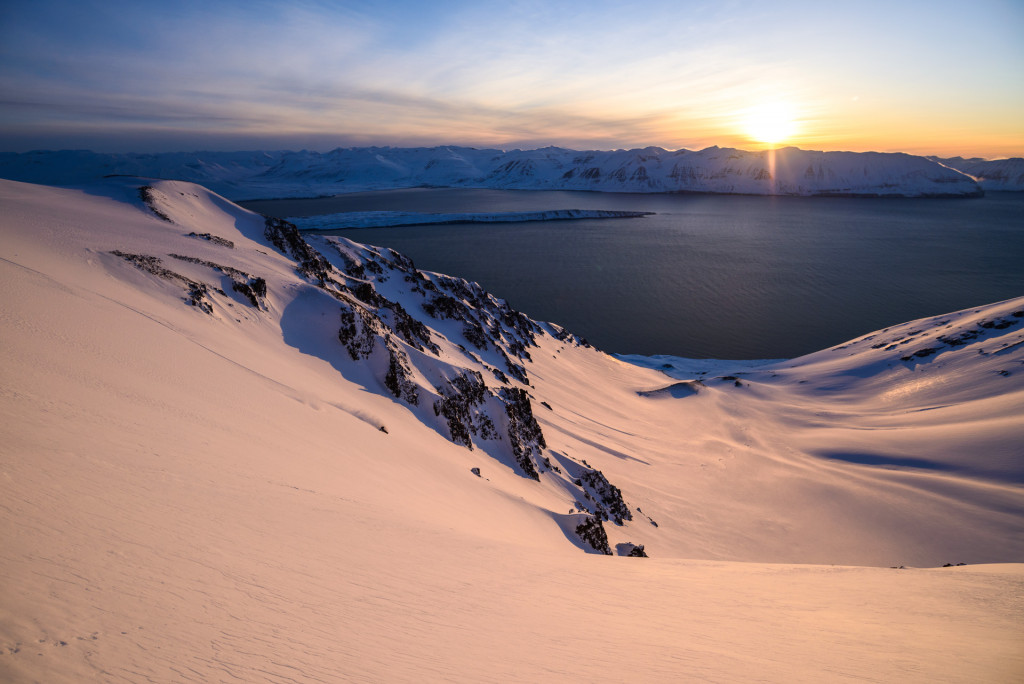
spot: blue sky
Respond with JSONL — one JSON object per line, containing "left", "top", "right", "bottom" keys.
{"left": 1, "top": 0, "right": 1021, "bottom": 156}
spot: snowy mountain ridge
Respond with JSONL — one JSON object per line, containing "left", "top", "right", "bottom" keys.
{"left": 0, "top": 145, "right": 989, "bottom": 199}
{"left": 2, "top": 176, "right": 1022, "bottom": 681}
{"left": 3, "top": 175, "right": 1020, "bottom": 563}
{"left": 931, "top": 155, "right": 1024, "bottom": 191}
{"left": 133, "top": 180, "right": 647, "bottom": 551}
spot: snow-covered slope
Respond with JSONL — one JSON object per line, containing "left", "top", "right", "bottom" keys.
{"left": 935, "top": 155, "right": 1024, "bottom": 191}
{"left": 1, "top": 178, "right": 1021, "bottom": 682}
{"left": 0, "top": 145, "right": 983, "bottom": 199}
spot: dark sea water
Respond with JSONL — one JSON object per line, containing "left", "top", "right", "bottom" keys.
{"left": 241, "top": 189, "right": 1024, "bottom": 359}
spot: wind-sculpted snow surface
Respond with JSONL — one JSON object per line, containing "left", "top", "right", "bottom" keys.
{"left": 0, "top": 144, "right": 984, "bottom": 198}
{"left": 2, "top": 177, "right": 1023, "bottom": 682}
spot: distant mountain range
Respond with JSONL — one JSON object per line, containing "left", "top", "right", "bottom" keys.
{"left": 930, "top": 155, "right": 1024, "bottom": 191}
{"left": 3, "top": 145, "right": 1020, "bottom": 199}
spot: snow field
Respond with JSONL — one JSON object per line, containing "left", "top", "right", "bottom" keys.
{"left": 1, "top": 177, "right": 1021, "bottom": 682}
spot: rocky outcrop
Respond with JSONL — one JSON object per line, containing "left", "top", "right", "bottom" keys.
{"left": 575, "top": 516, "right": 612, "bottom": 555}
{"left": 576, "top": 467, "right": 632, "bottom": 525}
{"left": 138, "top": 186, "right": 173, "bottom": 222}
{"left": 500, "top": 387, "right": 546, "bottom": 480}
{"left": 168, "top": 254, "right": 266, "bottom": 309}
{"left": 110, "top": 183, "right": 640, "bottom": 553}
{"left": 433, "top": 371, "right": 499, "bottom": 448}
{"left": 109, "top": 251, "right": 213, "bottom": 314}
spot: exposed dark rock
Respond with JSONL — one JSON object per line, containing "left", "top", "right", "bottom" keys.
{"left": 423, "top": 293, "right": 469, "bottom": 321}
{"left": 351, "top": 281, "right": 384, "bottom": 307}
{"left": 385, "top": 300, "right": 438, "bottom": 354}
{"left": 138, "top": 186, "right": 172, "bottom": 222}
{"left": 387, "top": 247, "right": 416, "bottom": 271}
{"left": 578, "top": 467, "right": 632, "bottom": 525}
{"left": 616, "top": 543, "right": 648, "bottom": 557}
{"left": 899, "top": 315, "right": 1022, "bottom": 361}
{"left": 553, "top": 325, "right": 591, "bottom": 348}
{"left": 463, "top": 321, "right": 490, "bottom": 350}
{"left": 575, "top": 516, "right": 612, "bottom": 555}
{"left": 384, "top": 342, "right": 419, "bottom": 405}
{"left": 232, "top": 278, "right": 267, "bottom": 307}
{"left": 433, "top": 370, "right": 497, "bottom": 448}
{"left": 110, "top": 251, "right": 212, "bottom": 313}
{"left": 184, "top": 281, "right": 212, "bottom": 313}
{"left": 186, "top": 232, "right": 234, "bottom": 248}
{"left": 168, "top": 254, "right": 266, "bottom": 309}
{"left": 501, "top": 387, "right": 545, "bottom": 480}
{"left": 264, "top": 216, "right": 334, "bottom": 285}
{"left": 338, "top": 305, "right": 377, "bottom": 360}
{"left": 498, "top": 347, "right": 529, "bottom": 384}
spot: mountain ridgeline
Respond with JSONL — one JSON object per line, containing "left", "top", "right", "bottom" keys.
{"left": 4, "top": 145, "right": 1019, "bottom": 199}
{"left": 127, "top": 182, "right": 637, "bottom": 553}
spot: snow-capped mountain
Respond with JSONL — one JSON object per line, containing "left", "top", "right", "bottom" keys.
{"left": 0, "top": 145, "right": 985, "bottom": 199}
{"left": 2, "top": 177, "right": 1021, "bottom": 682}
{"left": 933, "top": 155, "right": 1024, "bottom": 191}
{"left": 0, "top": 149, "right": 283, "bottom": 191}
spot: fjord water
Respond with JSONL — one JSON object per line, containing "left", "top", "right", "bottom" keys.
{"left": 243, "top": 189, "right": 1024, "bottom": 358}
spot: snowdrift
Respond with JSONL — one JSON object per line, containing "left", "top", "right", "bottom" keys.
{"left": 1, "top": 177, "right": 1021, "bottom": 682}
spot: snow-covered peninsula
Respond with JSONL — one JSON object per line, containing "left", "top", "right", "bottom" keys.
{"left": 1, "top": 176, "right": 1021, "bottom": 681}
{"left": 291, "top": 208, "right": 654, "bottom": 231}
{"left": 0, "top": 144, "right": 990, "bottom": 199}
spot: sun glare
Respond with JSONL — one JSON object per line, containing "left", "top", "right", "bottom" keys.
{"left": 743, "top": 102, "right": 799, "bottom": 146}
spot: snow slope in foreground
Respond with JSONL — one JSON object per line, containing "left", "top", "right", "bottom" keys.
{"left": 1, "top": 178, "right": 1021, "bottom": 682}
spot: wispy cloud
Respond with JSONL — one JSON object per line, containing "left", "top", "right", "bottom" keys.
{"left": 1, "top": 0, "right": 1021, "bottom": 155}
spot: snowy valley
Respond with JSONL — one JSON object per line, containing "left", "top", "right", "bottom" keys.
{"left": 1, "top": 177, "right": 1022, "bottom": 682}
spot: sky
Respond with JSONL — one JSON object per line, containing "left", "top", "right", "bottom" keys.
{"left": 0, "top": 0, "right": 1021, "bottom": 157}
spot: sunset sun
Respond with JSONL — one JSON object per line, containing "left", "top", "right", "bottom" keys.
{"left": 743, "top": 101, "right": 799, "bottom": 146}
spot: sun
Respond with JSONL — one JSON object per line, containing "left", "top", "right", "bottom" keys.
{"left": 743, "top": 101, "right": 799, "bottom": 146}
